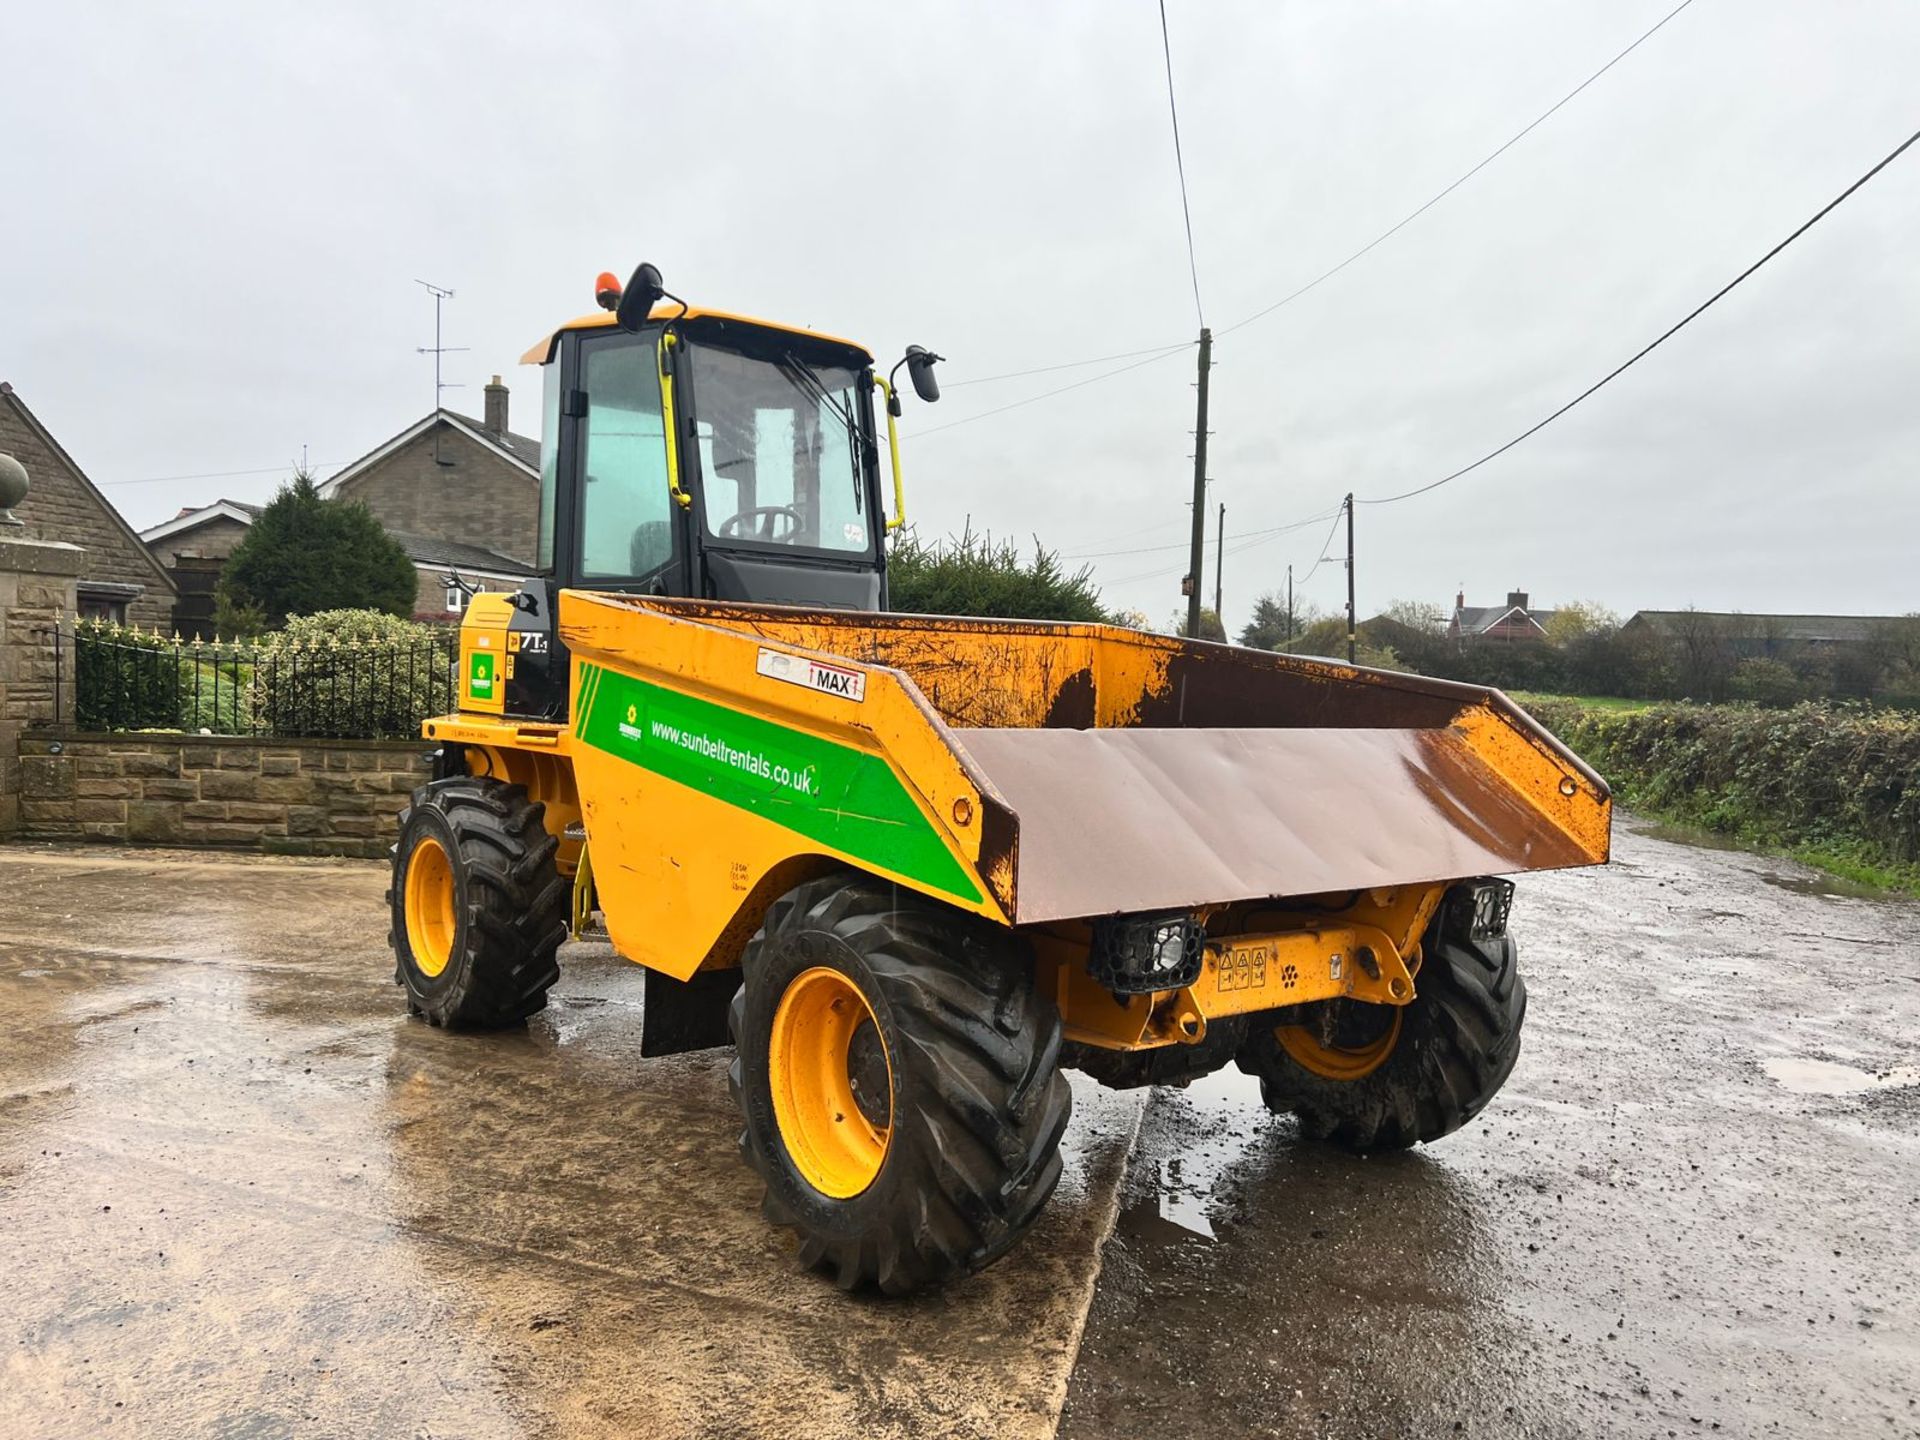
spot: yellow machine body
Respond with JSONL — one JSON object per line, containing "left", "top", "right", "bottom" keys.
{"left": 426, "top": 590, "right": 1611, "bottom": 1053}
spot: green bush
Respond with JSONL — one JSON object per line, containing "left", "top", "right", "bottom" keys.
{"left": 1728, "top": 657, "right": 1803, "bottom": 706}
{"left": 888, "top": 527, "right": 1109, "bottom": 622}
{"left": 74, "top": 622, "right": 192, "bottom": 730}
{"left": 1523, "top": 699, "right": 1920, "bottom": 870}
{"left": 248, "top": 610, "right": 455, "bottom": 740}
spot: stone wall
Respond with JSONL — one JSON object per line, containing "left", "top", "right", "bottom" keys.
{"left": 0, "top": 384, "right": 175, "bottom": 628}
{"left": 0, "top": 536, "right": 83, "bottom": 837}
{"left": 147, "top": 512, "right": 253, "bottom": 568}
{"left": 14, "top": 733, "right": 428, "bottom": 858}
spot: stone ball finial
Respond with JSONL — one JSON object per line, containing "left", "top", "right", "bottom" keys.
{"left": 0, "top": 452, "right": 27, "bottom": 526}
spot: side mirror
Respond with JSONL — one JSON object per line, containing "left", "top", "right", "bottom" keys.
{"left": 616, "top": 262, "right": 666, "bottom": 332}
{"left": 904, "top": 345, "right": 943, "bottom": 403}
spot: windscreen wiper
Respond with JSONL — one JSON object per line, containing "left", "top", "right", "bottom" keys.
{"left": 779, "top": 352, "right": 866, "bottom": 516}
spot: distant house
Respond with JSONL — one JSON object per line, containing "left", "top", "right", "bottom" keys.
{"left": 1620, "top": 611, "right": 1899, "bottom": 660}
{"left": 141, "top": 500, "right": 532, "bottom": 633}
{"left": 1450, "top": 589, "right": 1558, "bottom": 645}
{"left": 145, "top": 373, "right": 541, "bottom": 633}
{"left": 0, "top": 381, "right": 176, "bottom": 626}
{"left": 316, "top": 375, "right": 540, "bottom": 565}
{"left": 140, "top": 498, "right": 259, "bottom": 637}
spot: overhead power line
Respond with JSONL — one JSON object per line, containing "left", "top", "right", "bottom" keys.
{"left": 1158, "top": 0, "right": 1206, "bottom": 327}
{"left": 1218, "top": 0, "right": 1698, "bottom": 337}
{"left": 907, "top": 345, "right": 1191, "bottom": 439}
{"left": 1358, "top": 121, "right": 1920, "bottom": 508}
{"left": 102, "top": 462, "right": 339, "bottom": 487}
{"left": 1071, "top": 508, "right": 1337, "bottom": 560}
{"left": 943, "top": 344, "right": 1194, "bottom": 388}
{"left": 914, "top": 1, "right": 1693, "bottom": 434}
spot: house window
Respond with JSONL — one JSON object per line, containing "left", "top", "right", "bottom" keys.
{"left": 78, "top": 595, "right": 129, "bottom": 625}
{"left": 76, "top": 582, "right": 141, "bottom": 626}
{"left": 447, "top": 582, "right": 486, "bottom": 613}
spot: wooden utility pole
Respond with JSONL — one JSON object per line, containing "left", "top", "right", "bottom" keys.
{"left": 1212, "top": 501, "right": 1224, "bottom": 638}
{"left": 1286, "top": 563, "right": 1293, "bottom": 650}
{"left": 1184, "top": 327, "right": 1212, "bottom": 638}
{"left": 1344, "top": 492, "right": 1356, "bottom": 664}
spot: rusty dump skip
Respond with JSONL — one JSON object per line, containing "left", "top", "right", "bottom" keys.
{"left": 954, "top": 725, "right": 1602, "bottom": 923}
{"left": 569, "top": 599, "right": 1611, "bottom": 925}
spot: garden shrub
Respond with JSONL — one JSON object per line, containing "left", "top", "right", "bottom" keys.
{"left": 1523, "top": 698, "right": 1920, "bottom": 869}
{"left": 73, "top": 622, "right": 191, "bottom": 730}
{"left": 248, "top": 610, "right": 456, "bottom": 740}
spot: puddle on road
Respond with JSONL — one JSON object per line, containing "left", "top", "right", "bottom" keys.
{"left": 1760, "top": 871, "right": 1895, "bottom": 902}
{"left": 1117, "top": 1067, "right": 1267, "bottom": 1243}
{"left": 1764, "top": 1056, "right": 1920, "bottom": 1095}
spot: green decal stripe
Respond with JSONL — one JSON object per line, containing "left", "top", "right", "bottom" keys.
{"left": 575, "top": 661, "right": 604, "bottom": 736}
{"left": 575, "top": 666, "right": 982, "bottom": 904}
{"left": 575, "top": 662, "right": 598, "bottom": 733}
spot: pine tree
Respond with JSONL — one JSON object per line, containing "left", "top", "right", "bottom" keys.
{"left": 216, "top": 472, "right": 416, "bottom": 631}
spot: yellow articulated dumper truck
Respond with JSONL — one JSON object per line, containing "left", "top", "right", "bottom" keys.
{"left": 389, "top": 262, "right": 1612, "bottom": 1295}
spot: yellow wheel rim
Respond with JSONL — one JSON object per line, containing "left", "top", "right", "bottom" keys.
{"left": 404, "top": 835, "right": 458, "bottom": 979}
{"left": 1276, "top": 1009, "right": 1403, "bottom": 1082}
{"left": 767, "top": 967, "right": 892, "bottom": 1198}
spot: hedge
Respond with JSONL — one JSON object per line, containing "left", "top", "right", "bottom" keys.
{"left": 1526, "top": 698, "right": 1920, "bottom": 871}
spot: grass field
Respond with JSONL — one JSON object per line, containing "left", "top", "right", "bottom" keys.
{"left": 1509, "top": 691, "right": 1657, "bottom": 713}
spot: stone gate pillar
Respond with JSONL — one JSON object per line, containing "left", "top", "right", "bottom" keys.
{"left": 1, "top": 451, "right": 86, "bottom": 838}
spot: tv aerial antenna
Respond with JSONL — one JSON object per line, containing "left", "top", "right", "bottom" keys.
{"left": 415, "top": 279, "right": 469, "bottom": 466}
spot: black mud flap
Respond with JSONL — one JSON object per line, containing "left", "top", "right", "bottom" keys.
{"left": 640, "top": 966, "right": 741, "bottom": 1057}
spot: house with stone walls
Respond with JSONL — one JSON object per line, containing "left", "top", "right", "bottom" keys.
{"left": 0, "top": 381, "right": 176, "bottom": 627}
{"left": 142, "top": 498, "right": 532, "bottom": 634}
{"left": 316, "top": 373, "right": 540, "bottom": 568}
{"left": 144, "top": 374, "right": 539, "bottom": 633}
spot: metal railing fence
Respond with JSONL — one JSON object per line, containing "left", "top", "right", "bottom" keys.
{"left": 55, "top": 620, "right": 459, "bottom": 740}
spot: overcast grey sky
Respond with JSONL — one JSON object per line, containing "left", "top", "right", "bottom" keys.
{"left": 4, "top": 1, "right": 1916, "bottom": 629}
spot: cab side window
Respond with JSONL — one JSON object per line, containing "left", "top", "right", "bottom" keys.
{"left": 578, "top": 333, "right": 677, "bottom": 580}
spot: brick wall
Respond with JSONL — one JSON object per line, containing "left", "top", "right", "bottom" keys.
{"left": 335, "top": 421, "right": 538, "bottom": 565}
{"left": 0, "top": 385, "right": 175, "bottom": 628}
{"left": 14, "top": 734, "right": 428, "bottom": 858}
{"left": 0, "top": 536, "right": 83, "bottom": 837}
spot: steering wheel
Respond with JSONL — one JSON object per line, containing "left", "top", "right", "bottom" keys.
{"left": 719, "top": 506, "right": 804, "bottom": 543}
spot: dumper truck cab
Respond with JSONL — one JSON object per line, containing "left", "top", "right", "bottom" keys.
{"left": 462, "top": 262, "right": 939, "bottom": 724}
{"left": 389, "top": 262, "right": 1613, "bottom": 1295}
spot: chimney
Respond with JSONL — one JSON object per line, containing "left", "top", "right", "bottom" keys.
{"left": 1455, "top": 588, "right": 1465, "bottom": 612}
{"left": 484, "top": 375, "right": 509, "bottom": 435}
{"left": 1507, "top": 589, "right": 1528, "bottom": 610}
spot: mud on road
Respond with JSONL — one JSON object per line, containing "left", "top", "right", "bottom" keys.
{"left": 1, "top": 819, "right": 1917, "bottom": 1438}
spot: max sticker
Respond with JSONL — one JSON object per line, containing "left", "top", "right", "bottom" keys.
{"left": 756, "top": 647, "right": 867, "bottom": 702}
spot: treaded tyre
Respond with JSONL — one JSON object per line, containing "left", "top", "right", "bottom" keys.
{"left": 1237, "top": 884, "right": 1526, "bottom": 1152}
{"left": 388, "top": 776, "right": 566, "bottom": 1028}
{"left": 729, "top": 872, "right": 1072, "bottom": 1295}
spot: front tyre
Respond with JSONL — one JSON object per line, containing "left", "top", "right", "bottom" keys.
{"left": 729, "top": 873, "right": 1072, "bottom": 1295}
{"left": 1237, "top": 885, "right": 1526, "bottom": 1152}
{"left": 387, "top": 777, "right": 566, "bottom": 1028}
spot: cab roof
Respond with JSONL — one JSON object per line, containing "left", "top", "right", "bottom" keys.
{"left": 519, "top": 306, "right": 872, "bottom": 366}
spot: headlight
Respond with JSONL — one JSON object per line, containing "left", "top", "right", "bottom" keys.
{"left": 1457, "top": 878, "right": 1515, "bottom": 942}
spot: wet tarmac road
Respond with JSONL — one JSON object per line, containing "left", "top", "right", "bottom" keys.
{"left": 2, "top": 819, "right": 1917, "bottom": 1437}
{"left": 0, "top": 848, "right": 1138, "bottom": 1439}
{"left": 1061, "top": 821, "right": 1920, "bottom": 1439}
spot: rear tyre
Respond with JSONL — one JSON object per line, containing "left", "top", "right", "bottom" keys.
{"left": 387, "top": 777, "right": 566, "bottom": 1028}
{"left": 729, "top": 873, "right": 1072, "bottom": 1295}
{"left": 1237, "top": 890, "right": 1526, "bottom": 1152}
